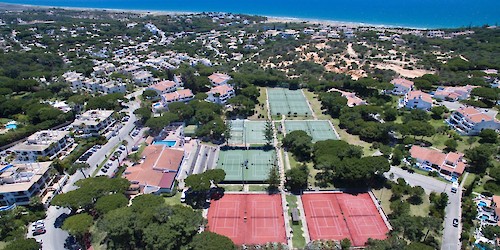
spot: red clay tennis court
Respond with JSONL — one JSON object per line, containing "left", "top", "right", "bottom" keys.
{"left": 302, "top": 192, "right": 389, "bottom": 246}
{"left": 207, "top": 194, "right": 286, "bottom": 245}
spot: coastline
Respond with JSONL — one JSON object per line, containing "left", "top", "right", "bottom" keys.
{"left": 0, "top": 2, "right": 450, "bottom": 30}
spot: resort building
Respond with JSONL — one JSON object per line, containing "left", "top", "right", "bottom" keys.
{"left": 133, "top": 71, "right": 154, "bottom": 86}
{"left": 403, "top": 90, "right": 433, "bottom": 110}
{"left": 72, "top": 110, "right": 115, "bottom": 136}
{"left": 153, "top": 89, "right": 194, "bottom": 111}
{"left": 92, "top": 62, "right": 116, "bottom": 75}
{"left": 0, "top": 162, "right": 53, "bottom": 209}
{"left": 410, "top": 145, "right": 467, "bottom": 179}
{"left": 447, "top": 107, "right": 500, "bottom": 135}
{"left": 10, "top": 131, "right": 72, "bottom": 162}
{"left": 63, "top": 71, "right": 85, "bottom": 91}
{"left": 328, "top": 88, "right": 366, "bottom": 107}
{"left": 146, "top": 79, "right": 181, "bottom": 95}
{"left": 99, "top": 80, "right": 127, "bottom": 94}
{"left": 391, "top": 78, "right": 414, "bottom": 95}
{"left": 208, "top": 73, "right": 232, "bottom": 86}
{"left": 433, "top": 85, "right": 476, "bottom": 101}
{"left": 206, "top": 84, "right": 235, "bottom": 104}
{"left": 123, "top": 145, "right": 184, "bottom": 194}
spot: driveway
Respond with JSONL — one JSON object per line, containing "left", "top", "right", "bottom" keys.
{"left": 385, "top": 167, "right": 461, "bottom": 250}
{"left": 31, "top": 91, "right": 143, "bottom": 249}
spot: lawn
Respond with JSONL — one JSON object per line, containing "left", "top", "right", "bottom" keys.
{"left": 462, "top": 173, "right": 476, "bottom": 189}
{"left": 372, "top": 188, "right": 431, "bottom": 217}
{"left": 90, "top": 225, "right": 107, "bottom": 250}
{"left": 285, "top": 195, "right": 306, "bottom": 248}
{"left": 248, "top": 185, "right": 268, "bottom": 191}
{"left": 424, "top": 118, "right": 479, "bottom": 152}
{"left": 164, "top": 192, "right": 182, "bottom": 206}
{"left": 219, "top": 184, "right": 243, "bottom": 191}
{"left": 249, "top": 87, "right": 269, "bottom": 120}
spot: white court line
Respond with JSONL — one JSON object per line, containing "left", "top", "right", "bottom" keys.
{"left": 308, "top": 200, "right": 342, "bottom": 237}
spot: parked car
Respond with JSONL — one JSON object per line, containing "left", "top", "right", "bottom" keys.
{"left": 101, "top": 168, "right": 108, "bottom": 173}
{"left": 453, "top": 218, "right": 459, "bottom": 227}
{"left": 33, "top": 228, "right": 46, "bottom": 236}
{"left": 119, "top": 145, "right": 126, "bottom": 151}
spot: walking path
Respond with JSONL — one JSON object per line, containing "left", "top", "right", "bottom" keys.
{"left": 296, "top": 195, "right": 311, "bottom": 243}
{"left": 301, "top": 89, "right": 317, "bottom": 120}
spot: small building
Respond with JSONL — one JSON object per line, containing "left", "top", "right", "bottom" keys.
{"left": 447, "top": 107, "right": 500, "bottom": 135}
{"left": 206, "top": 84, "right": 235, "bottom": 104}
{"left": 328, "top": 88, "right": 366, "bottom": 107}
{"left": 391, "top": 78, "right": 414, "bottom": 95}
{"left": 410, "top": 145, "right": 467, "bottom": 179}
{"left": 153, "top": 89, "right": 194, "bottom": 111}
{"left": 133, "top": 71, "right": 154, "bottom": 86}
{"left": 123, "top": 145, "right": 184, "bottom": 194}
{"left": 72, "top": 110, "right": 115, "bottom": 136}
{"left": 291, "top": 208, "right": 300, "bottom": 225}
{"left": 403, "top": 90, "right": 433, "bottom": 110}
{"left": 433, "top": 85, "right": 476, "bottom": 101}
{"left": 11, "top": 131, "right": 72, "bottom": 162}
{"left": 146, "top": 79, "right": 180, "bottom": 95}
{"left": 99, "top": 80, "right": 126, "bottom": 94}
{"left": 0, "top": 162, "right": 53, "bottom": 209}
{"left": 208, "top": 73, "right": 232, "bottom": 86}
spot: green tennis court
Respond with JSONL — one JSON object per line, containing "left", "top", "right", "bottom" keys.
{"left": 268, "top": 88, "right": 312, "bottom": 116}
{"left": 284, "top": 120, "right": 339, "bottom": 142}
{"left": 227, "top": 120, "right": 267, "bottom": 145}
{"left": 216, "top": 149, "right": 277, "bottom": 182}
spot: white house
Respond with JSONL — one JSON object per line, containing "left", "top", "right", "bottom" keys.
{"left": 433, "top": 85, "right": 476, "bottom": 101}
{"left": 10, "top": 131, "right": 72, "bottom": 162}
{"left": 410, "top": 145, "right": 467, "bottom": 178}
{"left": 403, "top": 90, "right": 433, "bottom": 110}
{"left": 206, "top": 84, "right": 235, "bottom": 104}
{"left": 146, "top": 79, "right": 181, "bottom": 95}
{"left": 447, "top": 107, "right": 500, "bottom": 135}
{"left": 99, "top": 80, "right": 126, "bottom": 94}
{"left": 391, "top": 78, "right": 414, "bottom": 95}
{"left": 72, "top": 110, "right": 115, "bottom": 136}
{"left": 133, "top": 71, "right": 154, "bottom": 86}
{"left": 0, "top": 162, "right": 53, "bottom": 209}
{"left": 153, "top": 89, "right": 194, "bottom": 111}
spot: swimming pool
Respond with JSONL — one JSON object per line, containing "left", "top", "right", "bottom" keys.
{"left": 5, "top": 124, "right": 16, "bottom": 129}
{"left": 480, "top": 214, "right": 489, "bottom": 220}
{"left": 153, "top": 140, "right": 176, "bottom": 147}
{"left": 478, "top": 201, "right": 487, "bottom": 207}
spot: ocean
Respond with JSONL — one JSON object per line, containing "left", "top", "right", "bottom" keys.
{"left": 1, "top": 0, "right": 499, "bottom": 29}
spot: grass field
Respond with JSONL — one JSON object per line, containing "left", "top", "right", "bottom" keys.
{"left": 248, "top": 185, "right": 268, "bottom": 191}
{"left": 372, "top": 188, "right": 431, "bottom": 217}
{"left": 164, "top": 192, "right": 183, "bottom": 206}
{"left": 249, "top": 87, "right": 269, "bottom": 120}
{"left": 286, "top": 195, "right": 306, "bottom": 248}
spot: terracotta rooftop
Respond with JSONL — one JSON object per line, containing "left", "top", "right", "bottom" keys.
{"left": 456, "top": 107, "right": 494, "bottom": 123}
{"left": 407, "top": 90, "right": 433, "bottom": 104}
{"left": 208, "top": 73, "right": 231, "bottom": 85}
{"left": 208, "top": 84, "right": 234, "bottom": 96}
{"left": 328, "top": 88, "right": 366, "bottom": 107}
{"left": 493, "top": 196, "right": 500, "bottom": 218}
{"left": 162, "top": 89, "right": 194, "bottom": 102}
{"left": 124, "top": 145, "right": 184, "bottom": 192}
{"left": 410, "top": 146, "right": 466, "bottom": 175}
{"left": 391, "top": 78, "right": 414, "bottom": 89}
{"left": 150, "top": 80, "right": 176, "bottom": 92}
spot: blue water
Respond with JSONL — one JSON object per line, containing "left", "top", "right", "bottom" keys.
{"left": 153, "top": 140, "right": 176, "bottom": 147}
{"left": 5, "top": 124, "right": 16, "bottom": 129}
{"left": 478, "top": 201, "right": 487, "bottom": 207}
{"left": 2, "top": 0, "right": 500, "bottom": 28}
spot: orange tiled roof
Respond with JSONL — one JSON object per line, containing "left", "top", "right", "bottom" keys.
{"left": 208, "top": 73, "right": 231, "bottom": 85}
{"left": 208, "top": 84, "right": 234, "bottom": 96}
{"left": 391, "top": 78, "right": 414, "bottom": 89}
{"left": 162, "top": 89, "right": 194, "bottom": 102}
{"left": 407, "top": 90, "right": 433, "bottom": 104}
{"left": 456, "top": 107, "right": 494, "bottom": 123}
{"left": 150, "top": 80, "right": 176, "bottom": 92}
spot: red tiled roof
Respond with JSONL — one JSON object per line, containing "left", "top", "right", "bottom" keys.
{"left": 124, "top": 145, "right": 184, "bottom": 192}
{"left": 407, "top": 90, "right": 433, "bottom": 104}
{"left": 328, "top": 88, "right": 366, "bottom": 107}
{"left": 493, "top": 196, "right": 500, "bottom": 217}
{"left": 391, "top": 78, "right": 414, "bottom": 89}
{"left": 159, "top": 172, "right": 177, "bottom": 189}
{"left": 162, "top": 89, "right": 194, "bottom": 102}
{"left": 208, "top": 73, "right": 231, "bottom": 85}
{"left": 456, "top": 107, "right": 494, "bottom": 123}
{"left": 410, "top": 146, "right": 466, "bottom": 175}
{"left": 208, "top": 84, "right": 234, "bottom": 96}
{"left": 150, "top": 80, "right": 176, "bottom": 92}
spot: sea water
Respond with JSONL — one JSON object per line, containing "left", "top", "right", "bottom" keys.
{"left": 1, "top": 0, "right": 500, "bottom": 28}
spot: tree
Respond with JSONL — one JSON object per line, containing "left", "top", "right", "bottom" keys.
{"left": 142, "top": 89, "right": 159, "bottom": 100}
{"left": 465, "top": 144, "right": 495, "bottom": 173}
{"left": 264, "top": 120, "right": 273, "bottom": 146}
{"left": 340, "top": 238, "right": 351, "bottom": 250}
{"left": 99, "top": 207, "right": 137, "bottom": 249}
{"left": 95, "top": 194, "right": 128, "bottom": 215}
{"left": 285, "top": 164, "right": 309, "bottom": 192}
{"left": 185, "top": 169, "right": 226, "bottom": 192}
{"left": 490, "top": 167, "right": 500, "bottom": 182}
{"left": 4, "top": 238, "right": 39, "bottom": 250}
{"left": 133, "top": 107, "right": 152, "bottom": 123}
{"left": 430, "top": 106, "right": 447, "bottom": 119}
{"left": 482, "top": 225, "right": 500, "bottom": 240}
{"left": 479, "top": 129, "right": 498, "bottom": 143}
{"left": 187, "top": 231, "right": 236, "bottom": 250}
{"left": 282, "top": 130, "right": 313, "bottom": 161}
{"left": 408, "top": 186, "right": 425, "bottom": 205}
{"left": 444, "top": 139, "right": 458, "bottom": 152}
{"left": 62, "top": 213, "right": 93, "bottom": 242}
{"left": 267, "top": 166, "right": 280, "bottom": 193}
{"left": 145, "top": 113, "right": 179, "bottom": 134}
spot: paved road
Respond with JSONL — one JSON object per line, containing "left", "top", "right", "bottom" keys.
{"left": 32, "top": 90, "right": 143, "bottom": 250}
{"left": 385, "top": 167, "right": 462, "bottom": 250}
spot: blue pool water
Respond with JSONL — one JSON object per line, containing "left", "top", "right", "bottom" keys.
{"left": 451, "top": 176, "right": 458, "bottom": 182}
{"left": 478, "top": 201, "right": 487, "bottom": 207}
{"left": 5, "top": 124, "right": 17, "bottom": 130}
{"left": 480, "top": 215, "right": 489, "bottom": 220}
{"left": 153, "top": 140, "right": 176, "bottom": 147}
